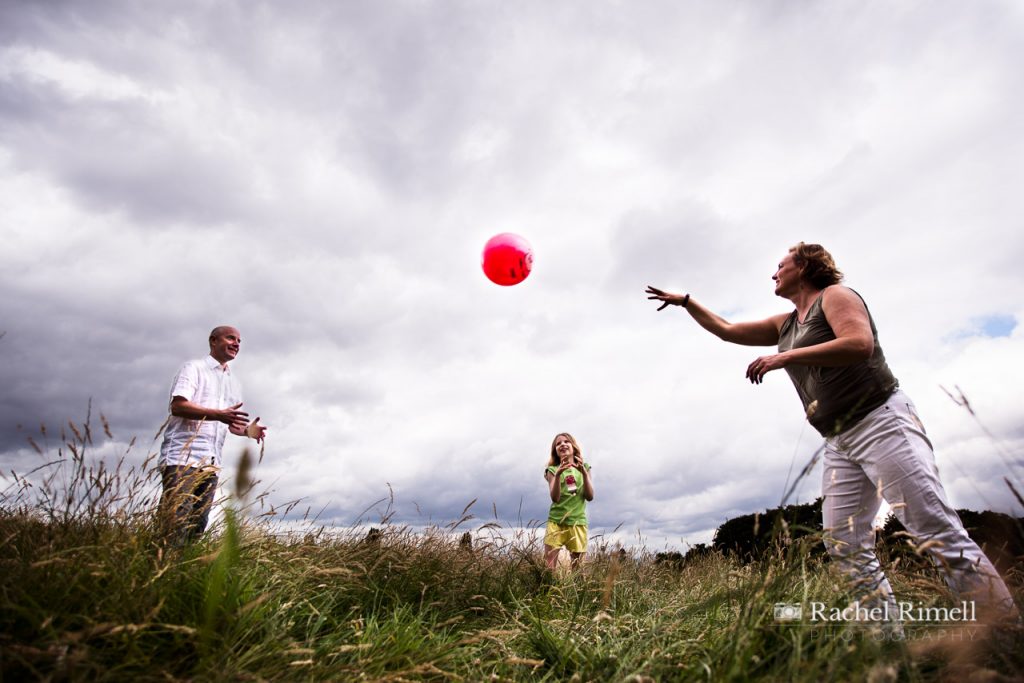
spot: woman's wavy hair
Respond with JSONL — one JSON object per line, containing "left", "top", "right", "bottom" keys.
{"left": 790, "top": 242, "right": 844, "bottom": 288}
{"left": 547, "top": 432, "right": 582, "bottom": 468}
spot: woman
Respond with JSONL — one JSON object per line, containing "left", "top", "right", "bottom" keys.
{"left": 544, "top": 433, "right": 594, "bottom": 571}
{"left": 646, "top": 243, "right": 1016, "bottom": 621}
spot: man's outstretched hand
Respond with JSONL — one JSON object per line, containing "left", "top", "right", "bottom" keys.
{"left": 216, "top": 402, "right": 250, "bottom": 430}
{"left": 245, "top": 418, "right": 267, "bottom": 443}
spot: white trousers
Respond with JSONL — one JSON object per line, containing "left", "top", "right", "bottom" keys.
{"left": 822, "top": 390, "right": 1016, "bottom": 617}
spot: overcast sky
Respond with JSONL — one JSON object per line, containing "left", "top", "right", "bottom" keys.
{"left": 2, "top": 0, "right": 1023, "bottom": 551}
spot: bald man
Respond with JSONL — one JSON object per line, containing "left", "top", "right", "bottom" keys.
{"left": 158, "top": 325, "right": 267, "bottom": 543}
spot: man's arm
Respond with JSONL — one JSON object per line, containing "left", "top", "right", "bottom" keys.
{"left": 646, "top": 287, "right": 786, "bottom": 346}
{"left": 170, "top": 397, "right": 250, "bottom": 431}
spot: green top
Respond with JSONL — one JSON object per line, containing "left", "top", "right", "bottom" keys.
{"left": 546, "top": 463, "right": 591, "bottom": 526}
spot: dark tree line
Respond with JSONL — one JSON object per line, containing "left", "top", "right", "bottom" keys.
{"left": 657, "top": 500, "right": 1024, "bottom": 574}
{"left": 881, "top": 508, "right": 1024, "bottom": 576}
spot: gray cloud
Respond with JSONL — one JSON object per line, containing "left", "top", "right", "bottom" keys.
{"left": 3, "top": 1, "right": 1024, "bottom": 550}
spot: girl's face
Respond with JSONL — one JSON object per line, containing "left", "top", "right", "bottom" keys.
{"left": 554, "top": 435, "right": 575, "bottom": 463}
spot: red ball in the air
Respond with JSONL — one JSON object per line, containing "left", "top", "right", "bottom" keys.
{"left": 481, "top": 233, "right": 533, "bottom": 286}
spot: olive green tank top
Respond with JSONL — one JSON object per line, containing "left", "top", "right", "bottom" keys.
{"left": 778, "top": 287, "right": 898, "bottom": 437}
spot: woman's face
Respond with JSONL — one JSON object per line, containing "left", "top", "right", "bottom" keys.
{"left": 772, "top": 253, "right": 802, "bottom": 298}
{"left": 554, "top": 435, "right": 576, "bottom": 463}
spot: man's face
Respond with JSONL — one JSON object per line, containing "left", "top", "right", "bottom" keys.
{"left": 210, "top": 327, "right": 241, "bottom": 364}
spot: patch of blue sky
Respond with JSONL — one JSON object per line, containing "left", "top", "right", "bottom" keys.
{"left": 979, "top": 314, "right": 1016, "bottom": 338}
{"left": 951, "top": 314, "right": 1017, "bottom": 340}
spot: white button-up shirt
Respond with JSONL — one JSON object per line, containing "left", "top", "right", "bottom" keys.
{"left": 158, "top": 355, "right": 243, "bottom": 468}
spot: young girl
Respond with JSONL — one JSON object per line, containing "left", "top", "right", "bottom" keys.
{"left": 543, "top": 433, "right": 594, "bottom": 570}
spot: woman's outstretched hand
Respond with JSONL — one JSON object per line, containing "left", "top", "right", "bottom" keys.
{"left": 645, "top": 286, "right": 686, "bottom": 311}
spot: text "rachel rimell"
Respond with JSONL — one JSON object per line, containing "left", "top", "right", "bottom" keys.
{"left": 808, "top": 601, "right": 976, "bottom": 623}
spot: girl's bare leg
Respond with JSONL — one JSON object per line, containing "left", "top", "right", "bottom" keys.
{"left": 544, "top": 545, "right": 561, "bottom": 570}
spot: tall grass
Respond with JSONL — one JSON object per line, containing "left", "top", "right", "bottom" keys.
{"left": 2, "top": 416, "right": 1021, "bottom": 681}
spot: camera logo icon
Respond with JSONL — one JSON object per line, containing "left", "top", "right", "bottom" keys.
{"left": 774, "top": 603, "right": 803, "bottom": 622}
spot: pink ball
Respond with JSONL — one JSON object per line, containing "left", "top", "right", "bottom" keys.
{"left": 481, "top": 233, "right": 533, "bottom": 286}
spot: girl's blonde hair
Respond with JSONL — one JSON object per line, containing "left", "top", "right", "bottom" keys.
{"left": 547, "top": 432, "right": 582, "bottom": 468}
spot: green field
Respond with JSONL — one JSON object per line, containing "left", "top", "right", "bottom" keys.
{"left": 2, "top": 430, "right": 1022, "bottom": 681}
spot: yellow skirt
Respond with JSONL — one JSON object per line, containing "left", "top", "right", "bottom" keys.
{"left": 544, "top": 521, "right": 588, "bottom": 553}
